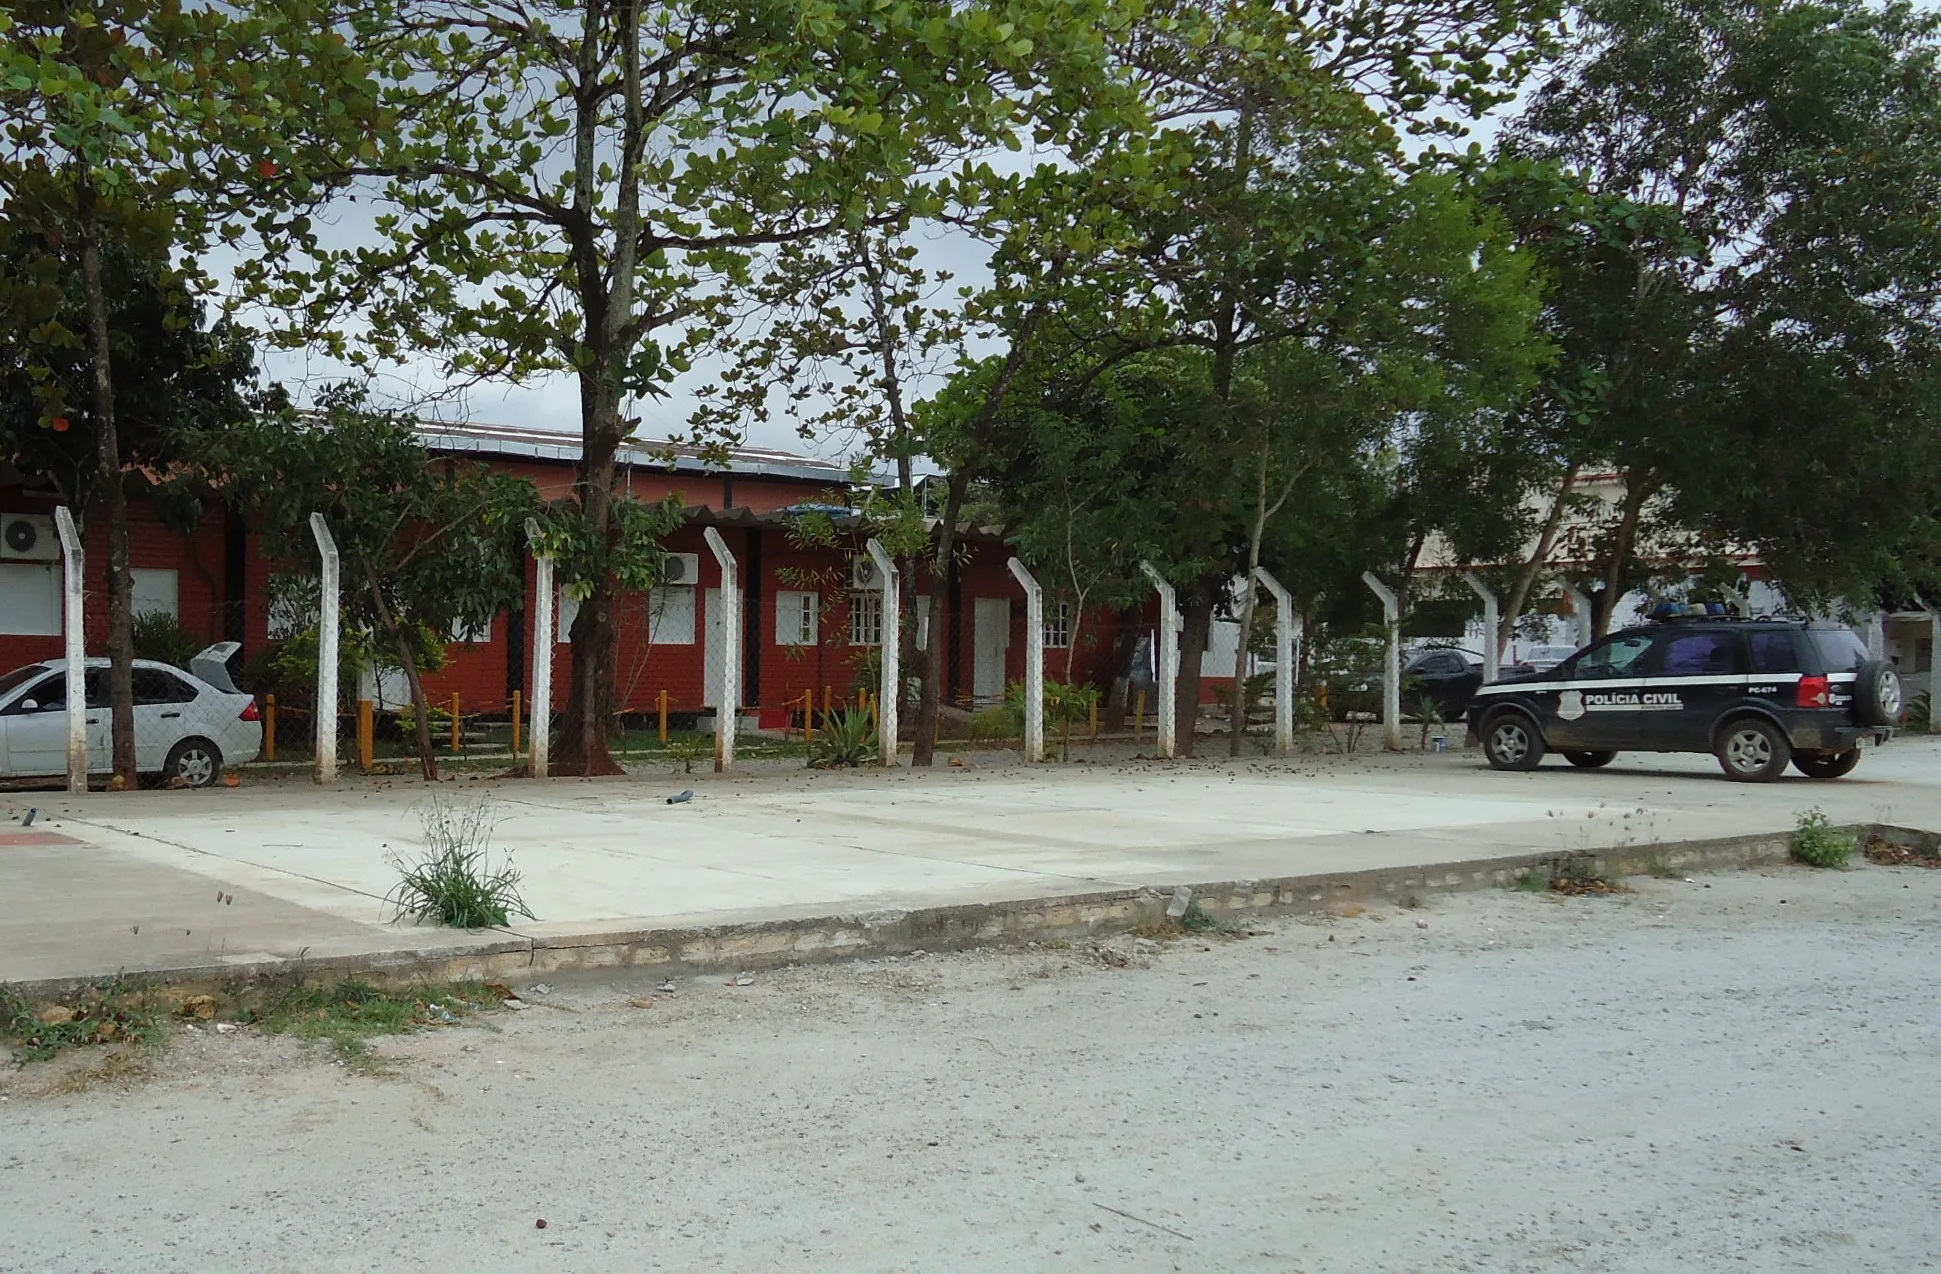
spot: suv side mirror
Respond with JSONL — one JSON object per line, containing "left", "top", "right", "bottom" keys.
{"left": 19, "top": 698, "right": 39, "bottom": 711}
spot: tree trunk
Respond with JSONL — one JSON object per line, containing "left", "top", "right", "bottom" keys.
{"left": 552, "top": 0, "right": 637, "bottom": 779}
{"left": 1102, "top": 603, "right": 1142, "bottom": 730}
{"left": 1499, "top": 464, "right": 1578, "bottom": 655}
{"left": 76, "top": 173, "right": 136, "bottom": 790}
{"left": 1595, "top": 471, "right": 1654, "bottom": 638}
{"left": 913, "top": 470, "right": 969, "bottom": 767}
{"left": 361, "top": 556, "right": 438, "bottom": 780}
{"left": 552, "top": 375, "right": 626, "bottom": 777}
{"left": 1174, "top": 580, "right": 1216, "bottom": 759}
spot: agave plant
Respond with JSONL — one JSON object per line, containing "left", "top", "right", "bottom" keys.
{"left": 808, "top": 708, "right": 878, "bottom": 769}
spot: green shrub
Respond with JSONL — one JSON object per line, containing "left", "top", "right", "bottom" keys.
{"left": 131, "top": 611, "right": 204, "bottom": 669}
{"left": 1791, "top": 808, "right": 1855, "bottom": 869}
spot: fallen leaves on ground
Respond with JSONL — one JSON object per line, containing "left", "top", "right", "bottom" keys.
{"left": 1864, "top": 839, "right": 1941, "bottom": 868}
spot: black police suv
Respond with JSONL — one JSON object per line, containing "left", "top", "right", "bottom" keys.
{"left": 1465, "top": 615, "right": 1901, "bottom": 782}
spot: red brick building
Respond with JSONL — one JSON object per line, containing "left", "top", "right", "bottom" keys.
{"left": 1, "top": 420, "right": 1136, "bottom": 728}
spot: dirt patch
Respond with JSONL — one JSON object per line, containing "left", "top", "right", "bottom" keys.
{"left": 1865, "top": 837, "right": 1941, "bottom": 868}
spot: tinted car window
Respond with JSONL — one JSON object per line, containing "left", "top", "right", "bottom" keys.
{"left": 1805, "top": 628, "right": 1868, "bottom": 673}
{"left": 0, "top": 665, "right": 49, "bottom": 701}
{"left": 1571, "top": 634, "right": 1653, "bottom": 680}
{"left": 1659, "top": 631, "right": 1746, "bottom": 676}
{"left": 5, "top": 674, "right": 64, "bottom": 713}
{"left": 1749, "top": 630, "right": 1802, "bottom": 674}
{"left": 85, "top": 669, "right": 109, "bottom": 709}
{"left": 133, "top": 668, "right": 198, "bottom": 705}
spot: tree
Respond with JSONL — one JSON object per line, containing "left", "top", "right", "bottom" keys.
{"left": 193, "top": 390, "right": 542, "bottom": 780}
{"left": 0, "top": 233, "right": 270, "bottom": 508}
{"left": 1, "top": 0, "right": 375, "bottom": 786}
{"left": 1496, "top": 0, "right": 1941, "bottom": 628}
{"left": 243, "top": 0, "right": 1141, "bottom": 775}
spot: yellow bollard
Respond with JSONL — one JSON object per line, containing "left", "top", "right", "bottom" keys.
{"left": 511, "top": 691, "right": 522, "bottom": 760}
{"left": 263, "top": 694, "right": 277, "bottom": 762}
{"left": 804, "top": 689, "right": 816, "bottom": 743}
{"left": 659, "top": 689, "right": 669, "bottom": 744}
{"left": 357, "top": 699, "right": 374, "bottom": 773}
{"left": 451, "top": 692, "right": 462, "bottom": 752}
{"left": 1090, "top": 696, "right": 1099, "bottom": 742}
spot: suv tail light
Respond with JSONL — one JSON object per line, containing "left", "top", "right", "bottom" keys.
{"left": 1796, "top": 675, "right": 1830, "bottom": 709}
{"left": 239, "top": 699, "right": 261, "bottom": 722}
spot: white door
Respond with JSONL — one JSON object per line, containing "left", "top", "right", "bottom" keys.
{"left": 703, "top": 588, "right": 726, "bottom": 708}
{"left": 973, "top": 597, "right": 1011, "bottom": 702}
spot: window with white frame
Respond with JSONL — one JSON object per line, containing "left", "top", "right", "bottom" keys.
{"left": 776, "top": 591, "right": 819, "bottom": 646}
{"left": 649, "top": 585, "right": 696, "bottom": 645}
{"left": 1044, "top": 600, "right": 1072, "bottom": 649}
{"left": 0, "top": 563, "right": 60, "bottom": 636}
{"left": 131, "top": 567, "right": 179, "bottom": 621}
{"left": 450, "top": 614, "right": 494, "bottom": 644}
{"left": 849, "top": 590, "right": 883, "bottom": 647}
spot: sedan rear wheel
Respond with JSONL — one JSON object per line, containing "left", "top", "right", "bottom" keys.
{"left": 1715, "top": 718, "right": 1789, "bottom": 783}
{"left": 163, "top": 737, "right": 222, "bottom": 789}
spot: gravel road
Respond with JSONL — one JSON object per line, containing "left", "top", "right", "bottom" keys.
{"left": 5, "top": 862, "right": 1940, "bottom": 1273}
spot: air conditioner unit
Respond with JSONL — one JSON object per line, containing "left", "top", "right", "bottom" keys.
{"left": 850, "top": 556, "right": 885, "bottom": 590}
{"left": 0, "top": 514, "right": 58, "bottom": 562}
{"left": 662, "top": 552, "right": 701, "bottom": 586}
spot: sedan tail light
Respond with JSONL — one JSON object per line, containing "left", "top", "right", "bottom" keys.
{"left": 1796, "top": 675, "right": 1830, "bottom": 709}
{"left": 239, "top": 699, "right": 261, "bottom": 722}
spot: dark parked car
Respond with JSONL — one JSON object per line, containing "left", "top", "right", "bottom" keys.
{"left": 1466, "top": 617, "right": 1899, "bottom": 781}
{"left": 1327, "top": 647, "right": 1484, "bottom": 722}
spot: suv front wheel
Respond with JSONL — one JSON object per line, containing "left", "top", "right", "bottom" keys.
{"left": 1482, "top": 712, "right": 1545, "bottom": 771}
{"left": 1715, "top": 717, "right": 1790, "bottom": 783}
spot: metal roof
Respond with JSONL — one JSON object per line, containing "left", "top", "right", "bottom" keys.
{"left": 411, "top": 418, "right": 854, "bottom": 486}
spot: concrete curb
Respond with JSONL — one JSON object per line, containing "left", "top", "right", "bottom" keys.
{"left": 10, "top": 823, "right": 1935, "bottom": 1001}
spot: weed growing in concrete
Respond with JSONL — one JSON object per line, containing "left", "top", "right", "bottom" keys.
{"left": 0, "top": 976, "right": 164, "bottom": 1064}
{"left": 1510, "top": 869, "right": 1549, "bottom": 893}
{"left": 1643, "top": 857, "right": 1683, "bottom": 880}
{"left": 387, "top": 797, "right": 533, "bottom": 929}
{"left": 1791, "top": 808, "right": 1855, "bottom": 869}
{"left": 243, "top": 977, "right": 491, "bottom": 1060}
{"left": 667, "top": 738, "right": 708, "bottom": 774}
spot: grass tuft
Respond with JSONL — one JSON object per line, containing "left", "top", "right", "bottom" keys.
{"left": 386, "top": 796, "right": 533, "bottom": 929}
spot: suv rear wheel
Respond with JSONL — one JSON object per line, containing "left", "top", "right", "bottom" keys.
{"left": 1482, "top": 712, "right": 1544, "bottom": 771}
{"left": 1792, "top": 749, "right": 1861, "bottom": 780}
{"left": 1714, "top": 717, "right": 1789, "bottom": 782}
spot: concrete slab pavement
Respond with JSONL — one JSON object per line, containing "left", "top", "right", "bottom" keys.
{"left": 5, "top": 737, "right": 1938, "bottom": 986}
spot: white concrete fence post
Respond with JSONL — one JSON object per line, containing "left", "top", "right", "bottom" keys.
{"left": 867, "top": 538, "right": 901, "bottom": 766}
{"left": 308, "top": 512, "right": 339, "bottom": 785}
{"left": 1864, "top": 611, "right": 1885, "bottom": 661}
{"left": 1568, "top": 585, "right": 1595, "bottom": 649}
{"left": 52, "top": 506, "right": 86, "bottom": 793}
{"left": 1253, "top": 567, "right": 1297, "bottom": 756}
{"left": 1007, "top": 558, "right": 1045, "bottom": 763}
{"left": 1362, "top": 572, "right": 1403, "bottom": 753}
{"left": 525, "top": 518, "right": 553, "bottom": 779}
{"left": 1139, "top": 562, "right": 1179, "bottom": 759}
{"left": 1462, "top": 572, "right": 1501, "bottom": 685}
{"left": 703, "top": 527, "right": 740, "bottom": 772}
